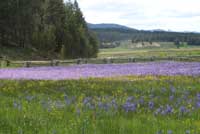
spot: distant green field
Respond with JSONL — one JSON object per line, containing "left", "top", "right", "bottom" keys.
{"left": 118, "top": 41, "right": 177, "bottom": 49}
{"left": 99, "top": 48, "right": 200, "bottom": 57}
{"left": 99, "top": 43, "right": 200, "bottom": 61}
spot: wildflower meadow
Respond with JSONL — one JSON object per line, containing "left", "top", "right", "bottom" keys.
{"left": 0, "top": 75, "right": 199, "bottom": 134}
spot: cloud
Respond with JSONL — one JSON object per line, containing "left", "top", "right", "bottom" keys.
{"left": 68, "top": 0, "right": 200, "bottom": 31}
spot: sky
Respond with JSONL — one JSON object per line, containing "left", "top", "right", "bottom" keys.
{"left": 70, "top": 0, "right": 200, "bottom": 32}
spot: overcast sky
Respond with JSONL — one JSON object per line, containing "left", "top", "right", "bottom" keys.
{"left": 72, "top": 0, "right": 200, "bottom": 32}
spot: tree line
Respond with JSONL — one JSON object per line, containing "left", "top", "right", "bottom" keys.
{"left": 0, "top": 0, "right": 98, "bottom": 59}
{"left": 92, "top": 28, "right": 200, "bottom": 47}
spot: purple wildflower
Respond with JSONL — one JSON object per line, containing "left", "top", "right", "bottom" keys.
{"left": 123, "top": 102, "right": 137, "bottom": 112}
{"left": 179, "top": 106, "right": 187, "bottom": 114}
{"left": 167, "top": 130, "right": 173, "bottom": 134}
{"left": 111, "top": 99, "right": 118, "bottom": 110}
{"left": 98, "top": 102, "right": 112, "bottom": 111}
{"left": 164, "top": 105, "right": 173, "bottom": 115}
{"left": 83, "top": 97, "right": 92, "bottom": 105}
{"left": 0, "top": 61, "right": 199, "bottom": 80}
{"left": 170, "top": 86, "right": 176, "bottom": 93}
{"left": 126, "top": 96, "right": 134, "bottom": 102}
{"left": 169, "top": 95, "right": 174, "bottom": 101}
{"left": 185, "top": 130, "right": 190, "bottom": 134}
{"left": 197, "top": 93, "right": 200, "bottom": 100}
{"left": 196, "top": 101, "right": 200, "bottom": 108}
{"left": 154, "top": 107, "right": 162, "bottom": 115}
{"left": 138, "top": 97, "right": 145, "bottom": 105}
{"left": 148, "top": 101, "right": 154, "bottom": 110}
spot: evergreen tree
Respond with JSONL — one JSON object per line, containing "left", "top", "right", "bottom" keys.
{"left": 46, "top": 0, "right": 66, "bottom": 51}
{"left": 0, "top": 0, "right": 99, "bottom": 59}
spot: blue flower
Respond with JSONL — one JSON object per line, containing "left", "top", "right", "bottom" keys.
{"left": 148, "top": 101, "right": 154, "bottom": 110}
{"left": 123, "top": 102, "right": 137, "bottom": 112}
{"left": 196, "top": 101, "right": 200, "bottom": 108}
{"left": 98, "top": 102, "right": 112, "bottom": 111}
{"left": 126, "top": 96, "right": 134, "bottom": 102}
{"left": 167, "top": 130, "right": 173, "bottom": 134}
{"left": 154, "top": 107, "right": 162, "bottom": 115}
{"left": 138, "top": 97, "right": 145, "bottom": 105}
{"left": 83, "top": 97, "right": 92, "bottom": 105}
{"left": 169, "top": 95, "right": 174, "bottom": 101}
{"left": 163, "top": 105, "right": 173, "bottom": 115}
{"left": 179, "top": 106, "right": 188, "bottom": 114}
{"left": 185, "top": 130, "right": 190, "bottom": 134}
{"left": 170, "top": 86, "right": 176, "bottom": 93}
{"left": 197, "top": 93, "right": 200, "bottom": 100}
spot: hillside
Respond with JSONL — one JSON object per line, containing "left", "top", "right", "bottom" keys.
{"left": 87, "top": 23, "right": 136, "bottom": 30}
{"left": 88, "top": 23, "right": 200, "bottom": 46}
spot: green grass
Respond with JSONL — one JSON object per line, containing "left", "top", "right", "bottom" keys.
{"left": 118, "top": 41, "right": 177, "bottom": 49}
{"left": 99, "top": 41, "right": 200, "bottom": 59}
{"left": 99, "top": 47, "right": 200, "bottom": 60}
{"left": 0, "top": 76, "right": 200, "bottom": 134}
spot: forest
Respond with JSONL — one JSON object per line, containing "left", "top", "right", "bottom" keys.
{"left": 91, "top": 28, "right": 200, "bottom": 47}
{"left": 0, "top": 0, "right": 98, "bottom": 59}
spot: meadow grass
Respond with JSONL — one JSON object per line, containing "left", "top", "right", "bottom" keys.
{"left": 0, "top": 76, "right": 200, "bottom": 134}
{"left": 99, "top": 47, "right": 200, "bottom": 60}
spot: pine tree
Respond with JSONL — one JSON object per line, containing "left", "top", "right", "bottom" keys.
{"left": 0, "top": 0, "right": 99, "bottom": 59}
{"left": 46, "top": 0, "right": 66, "bottom": 52}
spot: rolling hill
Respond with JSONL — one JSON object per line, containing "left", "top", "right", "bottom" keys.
{"left": 88, "top": 23, "right": 200, "bottom": 46}
{"left": 87, "top": 23, "right": 136, "bottom": 30}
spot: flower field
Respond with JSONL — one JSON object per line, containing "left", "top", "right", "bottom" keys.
{"left": 0, "top": 61, "right": 200, "bottom": 80}
{"left": 0, "top": 76, "right": 200, "bottom": 134}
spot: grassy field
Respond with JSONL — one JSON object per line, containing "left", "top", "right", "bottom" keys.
{"left": 1, "top": 43, "right": 200, "bottom": 134}
{"left": 0, "top": 76, "right": 200, "bottom": 134}
{"left": 117, "top": 41, "right": 178, "bottom": 49}
{"left": 99, "top": 47, "right": 200, "bottom": 60}
{"left": 99, "top": 41, "right": 200, "bottom": 60}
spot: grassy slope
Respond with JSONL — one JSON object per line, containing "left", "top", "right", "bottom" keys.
{"left": 0, "top": 76, "right": 200, "bottom": 134}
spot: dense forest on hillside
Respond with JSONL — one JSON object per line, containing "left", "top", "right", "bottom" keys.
{"left": 91, "top": 28, "right": 200, "bottom": 47}
{"left": 0, "top": 0, "right": 98, "bottom": 59}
